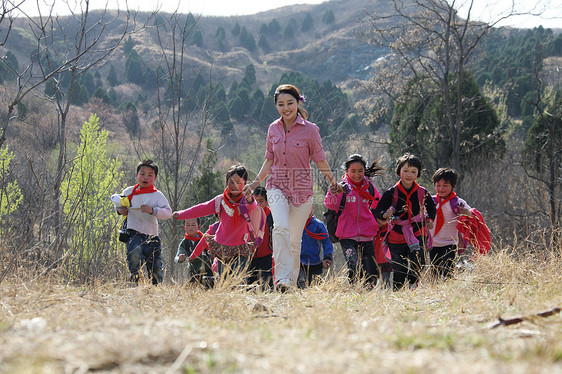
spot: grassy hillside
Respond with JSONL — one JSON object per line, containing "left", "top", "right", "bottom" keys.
{"left": 0, "top": 246, "right": 560, "bottom": 373}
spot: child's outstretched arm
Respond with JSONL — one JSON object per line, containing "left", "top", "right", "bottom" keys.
{"left": 173, "top": 198, "right": 217, "bottom": 220}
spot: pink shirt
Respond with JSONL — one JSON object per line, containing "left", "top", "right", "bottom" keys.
{"left": 265, "top": 115, "right": 326, "bottom": 206}
{"left": 174, "top": 195, "right": 257, "bottom": 246}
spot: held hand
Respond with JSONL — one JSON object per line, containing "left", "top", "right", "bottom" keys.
{"left": 329, "top": 183, "right": 344, "bottom": 195}
{"left": 117, "top": 206, "right": 128, "bottom": 215}
{"left": 322, "top": 259, "right": 332, "bottom": 268}
{"left": 140, "top": 204, "right": 153, "bottom": 214}
{"left": 382, "top": 208, "right": 394, "bottom": 219}
{"left": 242, "top": 183, "right": 254, "bottom": 196}
{"left": 172, "top": 212, "right": 180, "bottom": 219}
{"left": 427, "top": 220, "right": 434, "bottom": 229}
{"left": 376, "top": 218, "right": 388, "bottom": 226}
{"left": 243, "top": 187, "right": 254, "bottom": 202}
{"left": 459, "top": 207, "right": 472, "bottom": 217}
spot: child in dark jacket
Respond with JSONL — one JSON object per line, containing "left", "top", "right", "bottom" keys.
{"left": 373, "top": 154, "right": 436, "bottom": 290}
{"left": 175, "top": 217, "right": 213, "bottom": 285}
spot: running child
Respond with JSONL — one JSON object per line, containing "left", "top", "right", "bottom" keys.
{"left": 172, "top": 165, "right": 262, "bottom": 280}
{"left": 297, "top": 208, "right": 333, "bottom": 289}
{"left": 115, "top": 159, "right": 172, "bottom": 285}
{"left": 247, "top": 187, "right": 274, "bottom": 288}
{"left": 175, "top": 217, "right": 214, "bottom": 285}
{"left": 373, "top": 153, "right": 436, "bottom": 290}
{"left": 324, "top": 154, "right": 384, "bottom": 287}
{"left": 429, "top": 168, "right": 475, "bottom": 278}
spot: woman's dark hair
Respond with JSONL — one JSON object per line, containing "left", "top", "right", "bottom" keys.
{"left": 432, "top": 168, "right": 458, "bottom": 188}
{"left": 252, "top": 186, "right": 268, "bottom": 201}
{"left": 274, "top": 84, "right": 308, "bottom": 119}
{"left": 344, "top": 154, "right": 386, "bottom": 178}
{"left": 137, "top": 159, "right": 158, "bottom": 177}
{"left": 225, "top": 164, "right": 248, "bottom": 184}
{"left": 395, "top": 153, "right": 422, "bottom": 177}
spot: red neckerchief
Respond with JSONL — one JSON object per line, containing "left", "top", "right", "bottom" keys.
{"left": 396, "top": 181, "right": 420, "bottom": 223}
{"left": 347, "top": 175, "right": 375, "bottom": 201}
{"left": 222, "top": 187, "right": 244, "bottom": 225}
{"left": 304, "top": 216, "right": 328, "bottom": 240}
{"left": 184, "top": 230, "right": 203, "bottom": 241}
{"left": 127, "top": 183, "right": 157, "bottom": 202}
{"left": 434, "top": 191, "right": 457, "bottom": 236}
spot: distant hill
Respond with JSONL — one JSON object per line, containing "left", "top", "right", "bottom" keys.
{"left": 5, "top": 0, "right": 389, "bottom": 96}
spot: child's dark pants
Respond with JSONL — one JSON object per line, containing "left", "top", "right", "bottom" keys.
{"left": 126, "top": 231, "right": 163, "bottom": 285}
{"left": 248, "top": 254, "right": 273, "bottom": 288}
{"left": 297, "top": 263, "right": 323, "bottom": 289}
{"left": 429, "top": 244, "right": 457, "bottom": 278}
{"left": 340, "top": 239, "right": 378, "bottom": 285}
{"left": 388, "top": 237, "right": 426, "bottom": 290}
{"left": 217, "top": 256, "right": 249, "bottom": 283}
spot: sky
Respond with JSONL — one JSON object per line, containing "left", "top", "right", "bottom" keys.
{"left": 15, "top": 0, "right": 562, "bottom": 29}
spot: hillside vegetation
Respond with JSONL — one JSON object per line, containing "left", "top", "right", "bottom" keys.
{"left": 0, "top": 246, "right": 561, "bottom": 373}
{"left": 0, "top": 0, "right": 560, "bottom": 284}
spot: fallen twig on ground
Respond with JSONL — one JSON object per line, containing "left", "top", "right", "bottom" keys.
{"left": 490, "top": 307, "right": 561, "bottom": 329}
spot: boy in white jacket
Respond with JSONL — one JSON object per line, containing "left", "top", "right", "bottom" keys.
{"left": 116, "top": 160, "right": 172, "bottom": 284}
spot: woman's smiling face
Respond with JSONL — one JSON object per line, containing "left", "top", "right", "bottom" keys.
{"left": 276, "top": 93, "right": 298, "bottom": 125}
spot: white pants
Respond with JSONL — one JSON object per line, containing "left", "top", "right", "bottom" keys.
{"left": 267, "top": 188, "right": 312, "bottom": 286}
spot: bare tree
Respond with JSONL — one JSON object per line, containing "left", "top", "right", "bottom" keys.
{"left": 136, "top": 12, "right": 215, "bottom": 280}
{"left": 3, "top": 1, "right": 142, "bottom": 261}
{"left": 360, "top": 0, "right": 529, "bottom": 175}
{"left": 521, "top": 58, "right": 561, "bottom": 232}
{"left": 0, "top": 0, "right": 23, "bottom": 48}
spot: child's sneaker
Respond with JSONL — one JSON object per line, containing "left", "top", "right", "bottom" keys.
{"left": 175, "top": 247, "right": 187, "bottom": 263}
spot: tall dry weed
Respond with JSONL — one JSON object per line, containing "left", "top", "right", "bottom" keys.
{"left": 0, "top": 235, "right": 561, "bottom": 373}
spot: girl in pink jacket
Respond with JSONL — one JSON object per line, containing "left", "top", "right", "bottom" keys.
{"left": 324, "top": 154, "right": 385, "bottom": 286}
{"left": 172, "top": 165, "right": 258, "bottom": 280}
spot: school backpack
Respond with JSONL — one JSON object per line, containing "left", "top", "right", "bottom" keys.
{"left": 323, "top": 182, "right": 376, "bottom": 243}
{"left": 214, "top": 195, "right": 267, "bottom": 247}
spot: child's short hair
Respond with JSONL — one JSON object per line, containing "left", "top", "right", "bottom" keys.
{"left": 395, "top": 153, "right": 422, "bottom": 177}
{"left": 225, "top": 164, "right": 248, "bottom": 184}
{"left": 182, "top": 217, "right": 201, "bottom": 225}
{"left": 137, "top": 159, "right": 158, "bottom": 177}
{"left": 253, "top": 186, "right": 267, "bottom": 200}
{"left": 432, "top": 168, "right": 459, "bottom": 188}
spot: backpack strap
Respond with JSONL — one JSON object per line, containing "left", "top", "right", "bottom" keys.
{"left": 417, "top": 186, "right": 426, "bottom": 210}
{"left": 214, "top": 195, "right": 222, "bottom": 215}
{"left": 237, "top": 198, "right": 256, "bottom": 242}
{"left": 449, "top": 196, "right": 460, "bottom": 215}
{"left": 337, "top": 191, "right": 347, "bottom": 216}
{"left": 393, "top": 184, "right": 426, "bottom": 210}
{"left": 392, "top": 185, "right": 399, "bottom": 210}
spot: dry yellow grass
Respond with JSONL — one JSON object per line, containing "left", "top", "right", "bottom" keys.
{"left": 1, "top": 247, "right": 561, "bottom": 374}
